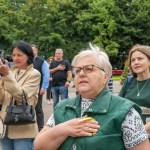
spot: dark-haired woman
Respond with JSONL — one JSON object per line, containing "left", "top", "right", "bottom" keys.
{"left": 0, "top": 41, "right": 41, "bottom": 150}
{"left": 46, "top": 56, "right": 54, "bottom": 104}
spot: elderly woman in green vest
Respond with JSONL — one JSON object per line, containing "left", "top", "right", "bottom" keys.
{"left": 34, "top": 44, "right": 150, "bottom": 150}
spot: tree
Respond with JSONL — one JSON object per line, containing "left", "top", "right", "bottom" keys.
{"left": 115, "top": 0, "right": 150, "bottom": 52}
{"left": 0, "top": 0, "right": 150, "bottom": 68}
{"left": 89, "top": 0, "right": 120, "bottom": 56}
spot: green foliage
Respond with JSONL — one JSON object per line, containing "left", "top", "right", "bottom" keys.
{"left": 120, "top": 59, "right": 130, "bottom": 84}
{"left": 115, "top": 0, "right": 150, "bottom": 51}
{"left": 112, "top": 75, "right": 121, "bottom": 81}
{"left": 0, "top": 0, "right": 150, "bottom": 66}
{"left": 89, "top": 0, "right": 120, "bottom": 56}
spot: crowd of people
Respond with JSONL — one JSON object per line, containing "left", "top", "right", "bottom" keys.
{"left": 0, "top": 41, "right": 150, "bottom": 150}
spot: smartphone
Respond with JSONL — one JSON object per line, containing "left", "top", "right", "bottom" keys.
{"left": 0, "top": 50, "right": 5, "bottom": 64}
{"left": 0, "top": 58, "right": 5, "bottom": 64}
{"left": 0, "top": 50, "right": 5, "bottom": 76}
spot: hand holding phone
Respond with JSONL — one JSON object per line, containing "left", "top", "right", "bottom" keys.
{"left": 0, "top": 58, "right": 7, "bottom": 77}
{"left": 0, "top": 50, "right": 5, "bottom": 65}
{"left": 0, "top": 58, "right": 5, "bottom": 65}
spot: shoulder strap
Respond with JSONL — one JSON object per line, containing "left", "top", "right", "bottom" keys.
{"left": 22, "top": 89, "right": 28, "bottom": 104}
{"left": 9, "top": 90, "right": 27, "bottom": 105}
{"left": 123, "top": 75, "right": 133, "bottom": 97}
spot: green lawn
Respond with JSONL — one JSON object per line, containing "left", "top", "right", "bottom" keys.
{"left": 71, "top": 75, "right": 121, "bottom": 81}
{"left": 112, "top": 75, "right": 121, "bottom": 81}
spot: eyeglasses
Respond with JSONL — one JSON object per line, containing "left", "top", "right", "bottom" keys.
{"left": 72, "top": 65, "right": 105, "bottom": 75}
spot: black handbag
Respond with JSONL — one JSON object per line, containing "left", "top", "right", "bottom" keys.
{"left": 4, "top": 90, "right": 36, "bottom": 125}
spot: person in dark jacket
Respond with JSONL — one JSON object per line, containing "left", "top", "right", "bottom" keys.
{"left": 31, "top": 44, "right": 49, "bottom": 131}
{"left": 46, "top": 56, "right": 54, "bottom": 104}
{"left": 34, "top": 44, "right": 150, "bottom": 150}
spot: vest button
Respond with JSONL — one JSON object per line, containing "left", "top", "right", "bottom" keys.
{"left": 89, "top": 108, "right": 92, "bottom": 111}
{"left": 103, "top": 109, "right": 107, "bottom": 112}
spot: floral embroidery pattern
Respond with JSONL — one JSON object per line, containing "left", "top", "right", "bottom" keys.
{"left": 122, "top": 108, "right": 148, "bottom": 148}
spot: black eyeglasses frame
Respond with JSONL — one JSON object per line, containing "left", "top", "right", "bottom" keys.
{"left": 72, "top": 64, "right": 105, "bottom": 75}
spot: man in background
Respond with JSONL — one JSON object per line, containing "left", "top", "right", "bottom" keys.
{"left": 50, "top": 48, "right": 72, "bottom": 107}
{"left": 108, "top": 75, "right": 113, "bottom": 93}
{"left": 31, "top": 44, "right": 49, "bottom": 131}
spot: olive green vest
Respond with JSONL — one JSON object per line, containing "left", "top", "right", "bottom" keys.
{"left": 54, "top": 88, "right": 141, "bottom": 150}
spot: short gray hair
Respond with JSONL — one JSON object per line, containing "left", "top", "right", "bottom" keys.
{"left": 72, "top": 43, "right": 112, "bottom": 79}
{"left": 55, "top": 48, "right": 63, "bottom": 53}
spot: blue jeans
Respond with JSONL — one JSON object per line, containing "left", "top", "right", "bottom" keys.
{"left": 51, "top": 86, "right": 66, "bottom": 107}
{"left": 0, "top": 136, "right": 34, "bottom": 150}
{"left": 65, "top": 87, "right": 69, "bottom": 99}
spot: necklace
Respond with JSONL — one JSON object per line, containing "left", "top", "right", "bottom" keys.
{"left": 136, "top": 79, "right": 149, "bottom": 97}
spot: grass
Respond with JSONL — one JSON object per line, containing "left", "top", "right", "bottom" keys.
{"left": 71, "top": 75, "right": 121, "bottom": 81}
{"left": 112, "top": 75, "right": 121, "bottom": 81}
